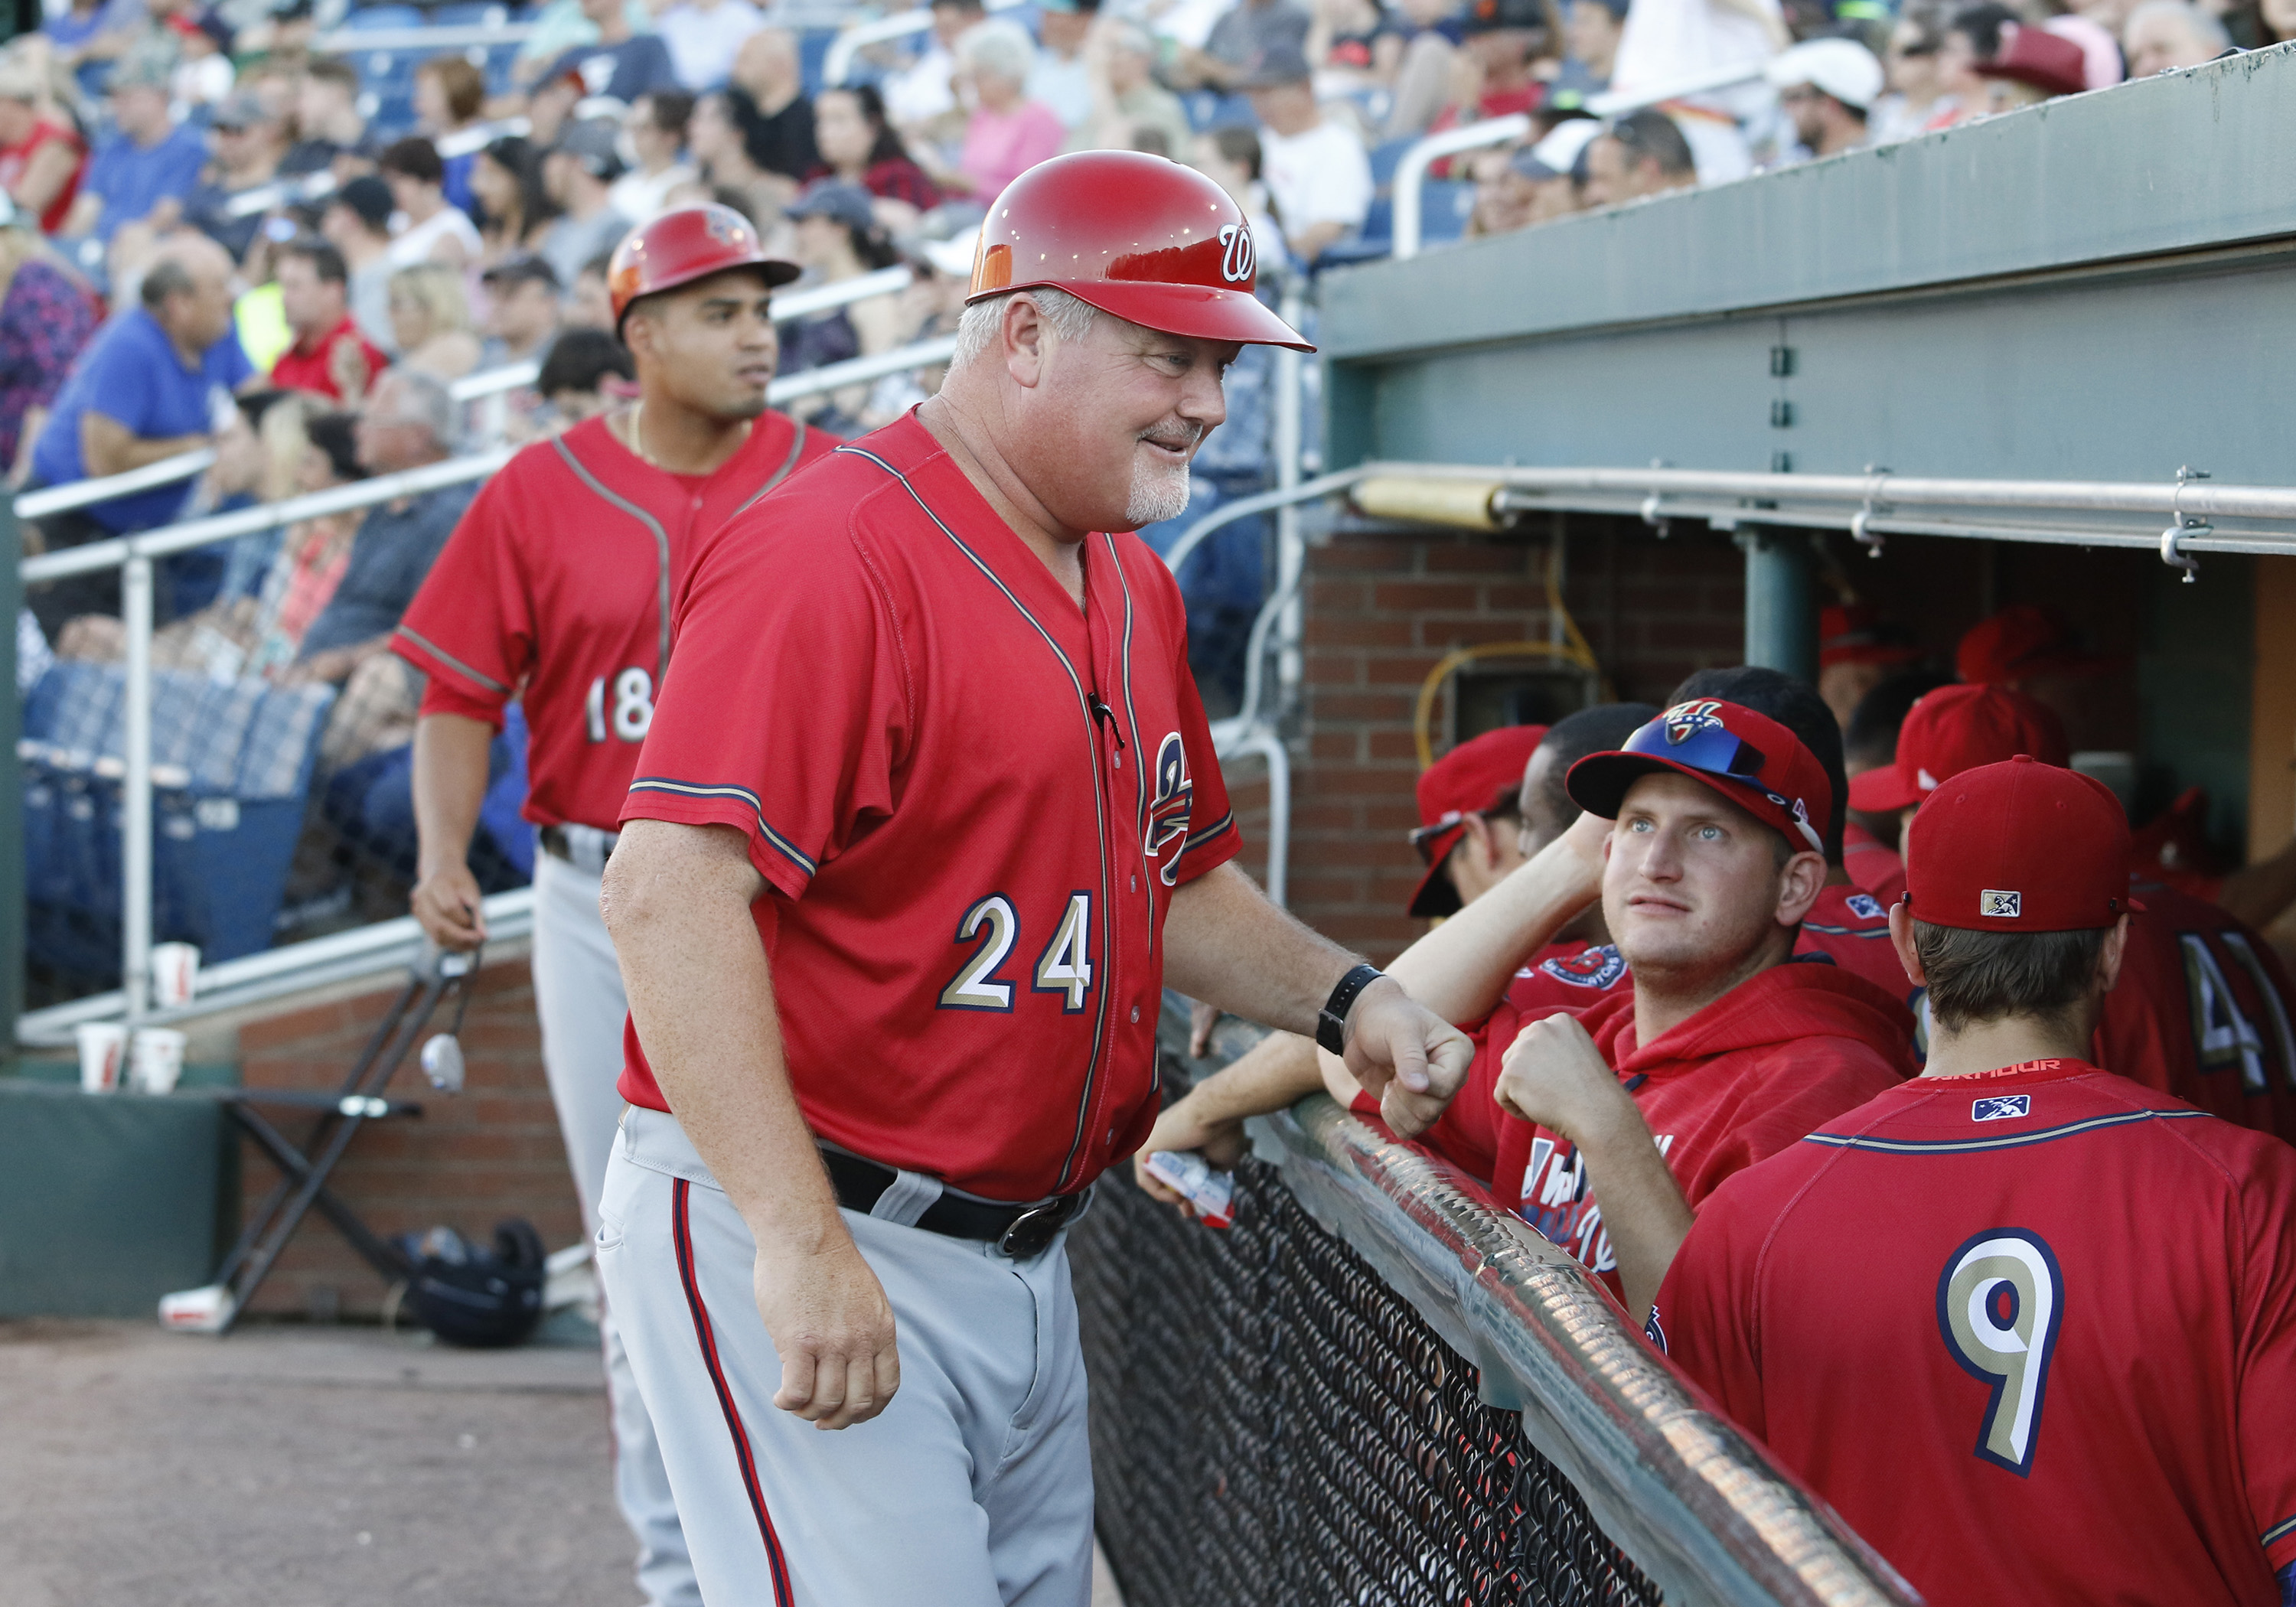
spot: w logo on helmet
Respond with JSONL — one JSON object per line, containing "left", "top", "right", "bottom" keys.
{"left": 1145, "top": 732, "right": 1195, "bottom": 887}
{"left": 1663, "top": 700, "right": 1726, "bottom": 745}
{"left": 1217, "top": 223, "right": 1254, "bottom": 285}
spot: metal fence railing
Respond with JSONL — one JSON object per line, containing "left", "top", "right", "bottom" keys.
{"left": 13, "top": 331, "right": 964, "bottom": 1039}
{"left": 1075, "top": 1007, "right": 1916, "bottom": 1605}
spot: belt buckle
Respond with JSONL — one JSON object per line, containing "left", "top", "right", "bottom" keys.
{"left": 996, "top": 1198, "right": 1070, "bottom": 1258}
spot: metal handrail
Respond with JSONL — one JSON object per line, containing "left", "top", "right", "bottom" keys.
{"left": 823, "top": 0, "right": 1026, "bottom": 86}
{"left": 1389, "top": 63, "right": 1771, "bottom": 259}
{"left": 17, "top": 448, "right": 217, "bottom": 520}
{"left": 314, "top": 23, "right": 537, "bottom": 51}
{"left": 1261, "top": 1093, "right": 1916, "bottom": 1604}
{"left": 449, "top": 275, "right": 927, "bottom": 406}
{"left": 1391, "top": 114, "right": 1531, "bottom": 260}
{"left": 14, "top": 888, "right": 537, "bottom": 1046}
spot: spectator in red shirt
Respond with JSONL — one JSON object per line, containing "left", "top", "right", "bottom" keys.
{"left": 1427, "top": 0, "right": 1551, "bottom": 137}
{"left": 269, "top": 239, "right": 390, "bottom": 403}
{"left": 0, "top": 57, "right": 85, "bottom": 236}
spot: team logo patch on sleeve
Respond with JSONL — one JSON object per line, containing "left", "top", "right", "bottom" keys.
{"left": 1846, "top": 892, "right": 1885, "bottom": 921}
{"left": 1971, "top": 1094, "right": 2032, "bottom": 1123}
{"left": 1143, "top": 732, "right": 1195, "bottom": 888}
{"left": 1540, "top": 944, "right": 1627, "bottom": 989}
{"left": 1981, "top": 889, "right": 2023, "bottom": 918}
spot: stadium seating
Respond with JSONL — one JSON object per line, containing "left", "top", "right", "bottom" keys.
{"left": 21, "top": 662, "right": 338, "bottom": 979}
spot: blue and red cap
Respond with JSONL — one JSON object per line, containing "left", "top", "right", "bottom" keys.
{"left": 1565, "top": 699, "right": 1831, "bottom": 856}
{"left": 1406, "top": 723, "right": 1548, "bottom": 918}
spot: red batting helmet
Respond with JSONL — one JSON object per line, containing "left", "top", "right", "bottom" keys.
{"left": 966, "top": 152, "right": 1313, "bottom": 352}
{"left": 608, "top": 204, "right": 800, "bottom": 337}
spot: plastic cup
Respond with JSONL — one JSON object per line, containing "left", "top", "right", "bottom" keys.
{"left": 131, "top": 1028, "right": 188, "bottom": 1095}
{"left": 150, "top": 943, "right": 201, "bottom": 1009}
{"left": 76, "top": 1022, "right": 128, "bottom": 1094}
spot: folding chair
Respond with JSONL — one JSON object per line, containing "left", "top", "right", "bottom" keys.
{"left": 163, "top": 944, "right": 478, "bottom": 1334}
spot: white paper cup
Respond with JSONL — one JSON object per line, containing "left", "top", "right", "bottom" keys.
{"left": 131, "top": 1028, "right": 188, "bottom": 1095}
{"left": 76, "top": 1022, "right": 128, "bottom": 1094}
{"left": 150, "top": 943, "right": 201, "bottom": 1009}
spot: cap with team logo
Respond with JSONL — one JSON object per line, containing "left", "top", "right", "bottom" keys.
{"left": 1565, "top": 699, "right": 1831, "bottom": 856}
{"left": 1406, "top": 723, "right": 1548, "bottom": 918}
{"left": 965, "top": 151, "right": 1313, "bottom": 352}
{"left": 1846, "top": 683, "right": 2067, "bottom": 814}
{"left": 1904, "top": 755, "right": 2139, "bottom": 931}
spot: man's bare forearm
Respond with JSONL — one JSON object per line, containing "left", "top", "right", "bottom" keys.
{"left": 602, "top": 820, "right": 846, "bottom": 1247}
{"left": 1385, "top": 817, "right": 1606, "bottom": 1022}
{"left": 1162, "top": 862, "right": 1358, "bottom": 1038}
{"left": 411, "top": 713, "right": 492, "bottom": 876}
{"left": 1575, "top": 1108, "right": 1694, "bottom": 1325}
{"left": 1176, "top": 1029, "right": 1326, "bottom": 1126}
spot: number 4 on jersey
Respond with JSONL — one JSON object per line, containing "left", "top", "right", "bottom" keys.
{"left": 1032, "top": 893, "right": 1094, "bottom": 1012}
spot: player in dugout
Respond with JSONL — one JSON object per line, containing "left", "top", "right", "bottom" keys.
{"left": 1142, "top": 703, "right": 1654, "bottom": 1191}
{"left": 1642, "top": 756, "right": 2296, "bottom": 1607}
{"left": 393, "top": 205, "right": 835, "bottom": 1607}
{"left": 1849, "top": 679, "right": 2296, "bottom": 1140}
{"left": 1149, "top": 696, "right": 1919, "bottom": 1322}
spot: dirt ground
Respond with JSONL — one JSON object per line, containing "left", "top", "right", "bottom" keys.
{"left": 0, "top": 1318, "right": 1127, "bottom": 1607}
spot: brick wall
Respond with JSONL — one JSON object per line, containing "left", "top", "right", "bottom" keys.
{"left": 233, "top": 958, "right": 577, "bottom": 1318}
{"left": 1271, "top": 515, "right": 1746, "bottom": 963}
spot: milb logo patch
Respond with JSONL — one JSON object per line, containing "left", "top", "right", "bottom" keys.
{"left": 1845, "top": 893, "right": 1885, "bottom": 921}
{"left": 1971, "top": 1094, "right": 2032, "bottom": 1123}
{"left": 1981, "top": 889, "right": 2023, "bottom": 918}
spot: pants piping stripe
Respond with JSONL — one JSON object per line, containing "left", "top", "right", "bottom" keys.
{"left": 672, "top": 1177, "right": 795, "bottom": 1605}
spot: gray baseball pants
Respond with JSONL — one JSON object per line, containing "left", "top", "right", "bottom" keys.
{"left": 595, "top": 1106, "right": 1096, "bottom": 1607}
{"left": 530, "top": 844, "right": 697, "bottom": 1606}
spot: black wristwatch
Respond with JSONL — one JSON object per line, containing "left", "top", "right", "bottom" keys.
{"left": 1315, "top": 963, "right": 1385, "bottom": 1057}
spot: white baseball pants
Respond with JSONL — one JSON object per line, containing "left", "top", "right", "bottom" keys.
{"left": 530, "top": 845, "right": 697, "bottom": 1607}
{"left": 595, "top": 1107, "right": 1096, "bottom": 1607}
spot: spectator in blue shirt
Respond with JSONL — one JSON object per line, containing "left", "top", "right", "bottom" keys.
{"left": 60, "top": 51, "right": 207, "bottom": 245}
{"left": 530, "top": 0, "right": 679, "bottom": 144}
{"left": 174, "top": 93, "right": 292, "bottom": 263}
{"left": 26, "top": 232, "right": 256, "bottom": 634}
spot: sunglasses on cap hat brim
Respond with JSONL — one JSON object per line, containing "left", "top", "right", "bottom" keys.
{"left": 1577, "top": 718, "right": 1826, "bottom": 854}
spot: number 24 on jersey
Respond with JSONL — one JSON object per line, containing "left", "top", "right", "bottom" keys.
{"left": 940, "top": 894, "right": 1095, "bottom": 1013}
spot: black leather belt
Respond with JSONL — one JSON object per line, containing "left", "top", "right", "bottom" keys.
{"left": 818, "top": 1147, "right": 1088, "bottom": 1258}
{"left": 539, "top": 825, "right": 615, "bottom": 864}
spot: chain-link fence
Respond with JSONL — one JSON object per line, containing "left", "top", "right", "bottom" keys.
{"left": 1072, "top": 1156, "right": 1662, "bottom": 1607}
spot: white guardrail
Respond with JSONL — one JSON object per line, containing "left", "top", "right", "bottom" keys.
{"left": 1389, "top": 63, "right": 1769, "bottom": 259}
{"left": 823, "top": 0, "right": 1027, "bottom": 86}
{"left": 12, "top": 330, "right": 960, "bottom": 1042}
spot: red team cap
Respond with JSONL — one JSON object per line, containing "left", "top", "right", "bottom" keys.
{"left": 1955, "top": 603, "right": 2110, "bottom": 686}
{"left": 1845, "top": 683, "right": 2069, "bottom": 813}
{"left": 607, "top": 204, "right": 801, "bottom": 337}
{"left": 1406, "top": 723, "right": 1548, "bottom": 918}
{"left": 1817, "top": 603, "right": 1923, "bottom": 670}
{"left": 966, "top": 152, "right": 1315, "bottom": 352}
{"left": 1904, "top": 756, "right": 2139, "bottom": 931}
{"left": 1566, "top": 699, "right": 1831, "bottom": 856}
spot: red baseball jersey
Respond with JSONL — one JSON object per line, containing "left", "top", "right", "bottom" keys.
{"left": 1399, "top": 961, "right": 1914, "bottom": 1295}
{"left": 392, "top": 410, "right": 829, "bottom": 831}
{"left": 615, "top": 415, "right": 1238, "bottom": 1201}
{"left": 1840, "top": 818, "right": 1908, "bottom": 902}
{"left": 2094, "top": 881, "right": 2296, "bottom": 1143}
{"left": 1652, "top": 1059, "right": 2296, "bottom": 1607}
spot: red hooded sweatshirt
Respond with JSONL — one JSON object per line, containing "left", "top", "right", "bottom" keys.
{"left": 1391, "top": 959, "right": 1916, "bottom": 1300}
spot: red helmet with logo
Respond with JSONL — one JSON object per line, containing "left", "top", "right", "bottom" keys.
{"left": 966, "top": 152, "right": 1313, "bottom": 352}
{"left": 608, "top": 204, "right": 800, "bottom": 337}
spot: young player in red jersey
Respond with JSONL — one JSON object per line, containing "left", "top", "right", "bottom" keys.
{"left": 393, "top": 205, "right": 832, "bottom": 1607}
{"left": 591, "top": 154, "right": 1471, "bottom": 1607}
{"left": 1850, "top": 680, "right": 2296, "bottom": 1139}
{"left": 1137, "top": 705, "right": 1656, "bottom": 1200}
{"left": 1649, "top": 757, "right": 2296, "bottom": 1607}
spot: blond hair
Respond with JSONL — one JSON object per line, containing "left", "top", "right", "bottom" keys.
{"left": 386, "top": 261, "right": 471, "bottom": 338}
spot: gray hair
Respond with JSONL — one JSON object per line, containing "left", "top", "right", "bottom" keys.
{"left": 372, "top": 367, "right": 457, "bottom": 449}
{"left": 956, "top": 18, "right": 1036, "bottom": 86}
{"left": 2127, "top": 0, "right": 2230, "bottom": 51}
{"left": 951, "top": 286, "right": 1100, "bottom": 370}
